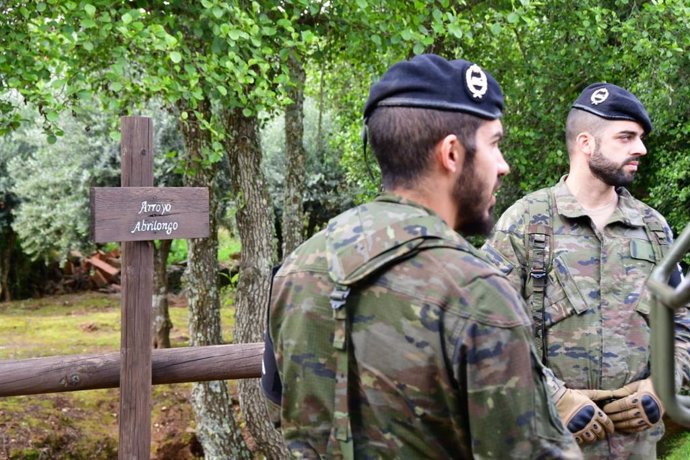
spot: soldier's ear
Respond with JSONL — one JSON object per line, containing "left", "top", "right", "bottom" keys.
{"left": 576, "top": 132, "right": 595, "bottom": 156}
{"left": 437, "top": 134, "right": 465, "bottom": 175}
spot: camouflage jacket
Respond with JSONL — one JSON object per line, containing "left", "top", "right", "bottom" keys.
{"left": 483, "top": 177, "right": 690, "bottom": 458}
{"left": 269, "top": 194, "right": 581, "bottom": 459}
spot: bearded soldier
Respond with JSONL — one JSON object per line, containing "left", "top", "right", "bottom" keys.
{"left": 483, "top": 83, "right": 690, "bottom": 459}
{"left": 262, "top": 54, "right": 581, "bottom": 458}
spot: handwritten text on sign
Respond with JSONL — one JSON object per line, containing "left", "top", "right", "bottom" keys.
{"left": 90, "top": 187, "right": 209, "bottom": 243}
{"left": 131, "top": 201, "right": 178, "bottom": 235}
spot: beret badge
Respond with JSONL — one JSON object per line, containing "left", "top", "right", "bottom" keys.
{"left": 590, "top": 88, "right": 609, "bottom": 105}
{"left": 465, "top": 64, "right": 488, "bottom": 100}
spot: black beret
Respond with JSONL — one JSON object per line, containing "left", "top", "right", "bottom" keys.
{"left": 572, "top": 82, "right": 653, "bottom": 135}
{"left": 363, "top": 54, "right": 504, "bottom": 121}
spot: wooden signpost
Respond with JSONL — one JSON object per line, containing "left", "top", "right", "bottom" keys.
{"left": 0, "top": 114, "right": 261, "bottom": 455}
{"left": 90, "top": 116, "right": 209, "bottom": 459}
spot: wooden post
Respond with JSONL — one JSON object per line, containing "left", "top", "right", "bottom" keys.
{"left": 120, "top": 116, "right": 154, "bottom": 459}
{"left": 89, "top": 117, "right": 210, "bottom": 458}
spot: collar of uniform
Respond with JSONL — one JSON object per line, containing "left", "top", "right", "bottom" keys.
{"left": 326, "top": 192, "right": 470, "bottom": 285}
{"left": 614, "top": 187, "right": 645, "bottom": 227}
{"left": 374, "top": 193, "right": 464, "bottom": 242}
{"left": 375, "top": 192, "right": 441, "bottom": 218}
{"left": 553, "top": 176, "right": 645, "bottom": 227}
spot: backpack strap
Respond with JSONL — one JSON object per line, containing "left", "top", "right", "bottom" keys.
{"left": 328, "top": 282, "right": 354, "bottom": 460}
{"left": 526, "top": 189, "right": 556, "bottom": 364}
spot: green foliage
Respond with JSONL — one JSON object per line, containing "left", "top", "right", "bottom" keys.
{"left": 0, "top": 98, "right": 186, "bottom": 269}
{"left": 2, "top": 0, "right": 689, "bottom": 263}
{"left": 218, "top": 228, "right": 241, "bottom": 262}
{"left": 167, "top": 239, "right": 188, "bottom": 266}
{"left": 4, "top": 110, "right": 113, "bottom": 262}
{"left": 262, "top": 96, "right": 358, "bottom": 238}
{"left": 327, "top": 1, "right": 690, "bottom": 238}
{"left": 165, "top": 229, "right": 240, "bottom": 265}
{"left": 0, "top": 0, "right": 311, "bottom": 167}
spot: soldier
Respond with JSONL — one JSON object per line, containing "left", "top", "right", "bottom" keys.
{"left": 482, "top": 82, "right": 690, "bottom": 459}
{"left": 263, "top": 54, "right": 581, "bottom": 458}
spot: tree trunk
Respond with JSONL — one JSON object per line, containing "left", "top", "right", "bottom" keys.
{"left": 178, "top": 106, "right": 252, "bottom": 460}
{"left": 282, "top": 52, "right": 307, "bottom": 255}
{"left": 0, "top": 230, "right": 15, "bottom": 302}
{"left": 223, "top": 107, "right": 288, "bottom": 459}
{"left": 152, "top": 239, "right": 172, "bottom": 349}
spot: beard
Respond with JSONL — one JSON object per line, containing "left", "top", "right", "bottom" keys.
{"left": 452, "top": 157, "right": 496, "bottom": 236}
{"left": 589, "top": 143, "right": 636, "bottom": 187}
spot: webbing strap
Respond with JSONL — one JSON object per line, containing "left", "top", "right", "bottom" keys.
{"left": 528, "top": 230, "right": 548, "bottom": 363}
{"left": 324, "top": 239, "right": 466, "bottom": 458}
{"left": 527, "top": 189, "right": 556, "bottom": 364}
{"left": 329, "top": 284, "right": 354, "bottom": 460}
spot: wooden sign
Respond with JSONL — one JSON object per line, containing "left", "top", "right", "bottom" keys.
{"left": 90, "top": 187, "right": 209, "bottom": 243}
{"left": 89, "top": 116, "right": 211, "bottom": 459}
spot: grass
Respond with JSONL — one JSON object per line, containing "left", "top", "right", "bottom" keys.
{"left": 660, "top": 420, "right": 690, "bottom": 459}
{"left": 0, "top": 290, "right": 237, "bottom": 459}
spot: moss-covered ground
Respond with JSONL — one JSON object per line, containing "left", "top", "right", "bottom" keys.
{"left": 0, "top": 291, "right": 236, "bottom": 459}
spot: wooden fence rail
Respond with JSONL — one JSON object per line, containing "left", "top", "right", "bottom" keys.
{"left": 0, "top": 343, "right": 263, "bottom": 398}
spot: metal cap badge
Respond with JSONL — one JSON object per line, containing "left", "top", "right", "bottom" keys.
{"left": 465, "top": 64, "right": 488, "bottom": 99}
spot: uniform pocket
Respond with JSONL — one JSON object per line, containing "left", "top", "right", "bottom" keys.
{"left": 630, "top": 238, "right": 656, "bottom": 262}
{"left": 627, "top": 239, "right": 658, "bottom": 315}
{"left": 542, "top": 256, "right": 599, "bottom": 387}
{"left": 543, "top": 257, "right": 590, "bottom": 326}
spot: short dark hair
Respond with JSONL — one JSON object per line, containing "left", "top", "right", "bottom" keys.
{"left": 565, "top": 109, "right": 607, "bottom": 156}
{"left": 367, "top": 107, "right": 484, "bottom": 190}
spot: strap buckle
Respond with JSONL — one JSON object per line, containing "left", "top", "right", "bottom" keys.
{"left": 531, "top": 269, "right": 547, "bottom": 291}
{"left": 329, "top": 285, "right": 350, "bottom": 311}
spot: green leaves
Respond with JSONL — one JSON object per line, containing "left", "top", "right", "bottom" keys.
{"left": 507, "top": 12, "right": 520, "bottom": 24}
{"left": 84, "top": 4, "right": 96, "bottom": 17}
{"left": 1, "top": 0, "right": 689, "bottom": 238}
{"left": 169, "top": 51, "right": 182, "bottom": 64}
{"left": 45, "top": 111, "right": 59, "bottom": 123}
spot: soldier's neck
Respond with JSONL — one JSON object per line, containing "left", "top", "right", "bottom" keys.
{"left": 565, "top": 169, "right": 618, "bottom": 210}
{"left": 391, "top": 185, "right": 457, "bottom": 230}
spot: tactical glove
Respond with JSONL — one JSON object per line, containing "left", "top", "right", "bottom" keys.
{"left": 602, "top": 378, "right": 664, "bottom": 432}
{"left": 580, "top": 388, "right": 625, "bottom": 412}
{"left": 555, "top": 388, "right": 615, "bottom": 444}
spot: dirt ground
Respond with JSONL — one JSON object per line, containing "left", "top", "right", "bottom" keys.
{"left": 0, "top": 292, "right": 249, "bottom": 460}
{"left": 0, "top": 385, "right": 205, "bottom": 459}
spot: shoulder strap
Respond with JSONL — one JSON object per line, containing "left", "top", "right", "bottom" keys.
{"left": 526, "top": 189, "right": 556, "bottom": 364}
{"left": 328, "top": 283, "right": 354, "bottom": 460}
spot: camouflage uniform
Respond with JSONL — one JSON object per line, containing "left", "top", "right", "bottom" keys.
{"left": 483, "top": 176, "right": 690, "bottom": 459}
{"left": 269, "top": 194, "right": 581, "bottom": 459}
